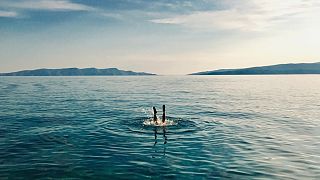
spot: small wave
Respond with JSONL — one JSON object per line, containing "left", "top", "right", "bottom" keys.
{"left": 195, "top": 110, "right": 259, "bottom": 119}
{"left": 143, "top": 118, "right": 178, "bottom": 127}
{"left": 124, "top": 116, "right": 199, "bottom": 135}
{"left": 0, "top": 83, "right": 19, "bottom": 94}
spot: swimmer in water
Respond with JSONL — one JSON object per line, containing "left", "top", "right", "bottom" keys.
{"left": 162, "top": 105, "right": 165, "bottom": 123}
{"left": 153, "top": 106, "right": 157, "bottom": 123}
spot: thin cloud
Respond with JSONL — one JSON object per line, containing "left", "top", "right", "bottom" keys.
{"left": 0, "top": 0, "right": 94, "bottom": 11}
{"left": 0, "top": 10, "right": 18, "bottom": 17}
{"left": 100, "top": 12, "right": 123, "bottom": 20}
{"left": 150, "top": 0, "right": 320, "bottom": 32}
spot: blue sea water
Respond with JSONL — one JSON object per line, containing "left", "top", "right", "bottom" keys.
{"left": 0, "top": 75, "right": 319, "bottom": 179}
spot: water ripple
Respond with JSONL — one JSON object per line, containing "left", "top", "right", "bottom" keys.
{"left": 0, "top": 76, "right": 319, "bottom": 179}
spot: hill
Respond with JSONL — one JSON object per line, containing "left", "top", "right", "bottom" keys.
{"left": 191, "top": 62, "right": 320, "bottom": 75}
{"left": 0, "top": 68, "right": 155, "bottom": 76}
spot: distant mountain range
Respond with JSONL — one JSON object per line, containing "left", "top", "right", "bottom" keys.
{"left": 191, "top": 62, "right": 320, "bottom": 75}
{"left": 0, "top": 68, "right": 155, "bottom": 76}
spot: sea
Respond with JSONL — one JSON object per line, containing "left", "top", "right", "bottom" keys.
{"left": 0, "top": 75, "right": 319, "bottom": 179}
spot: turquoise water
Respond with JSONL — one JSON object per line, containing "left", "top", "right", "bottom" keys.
{"left": 0, "top": 76, "right": 319, "bottom": 179}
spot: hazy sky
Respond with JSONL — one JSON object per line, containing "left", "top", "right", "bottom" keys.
{"left": 0, "top": 0, "right": 320, "bottom": 74}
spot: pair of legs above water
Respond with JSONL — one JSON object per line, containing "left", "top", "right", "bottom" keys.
{"left": 153, "top": 105, "right": 166, "bottom": 123}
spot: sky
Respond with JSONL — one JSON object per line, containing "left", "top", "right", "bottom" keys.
{"left": 0, "top": 0, "right": 320, "bottom": 75}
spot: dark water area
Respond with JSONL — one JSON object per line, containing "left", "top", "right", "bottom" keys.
{"left": 0, "top": 76, "right": 319, "bottom": 179}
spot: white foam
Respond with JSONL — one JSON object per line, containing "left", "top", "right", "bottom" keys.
{"left": 143, "top": 118, "right": 178, "bottom": 126}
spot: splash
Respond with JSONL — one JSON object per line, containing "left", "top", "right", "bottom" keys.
{"left": 143, "top": 118, "right": 178, "bottom": 127}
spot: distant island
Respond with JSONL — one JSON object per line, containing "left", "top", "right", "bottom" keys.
{"left": 191, "top": 62, "right": 320, "bottom": 75}
{"left": 0, "top": 68, "right": 155, "bottom": 76}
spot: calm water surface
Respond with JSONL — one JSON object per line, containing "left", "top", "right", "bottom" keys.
{"left": 0, "top": 76, "right": 319, "bottom": 179}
